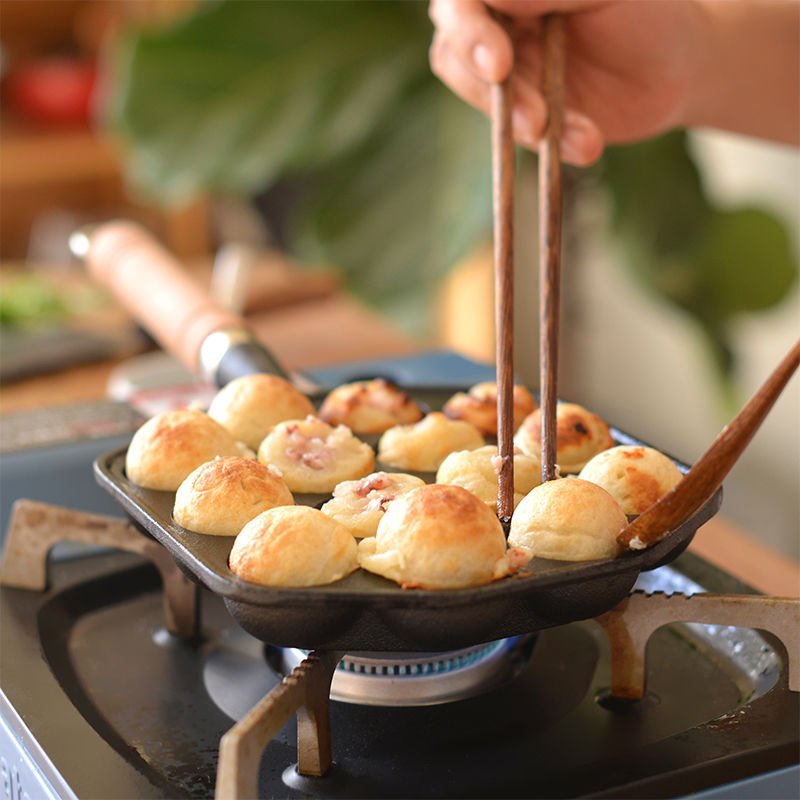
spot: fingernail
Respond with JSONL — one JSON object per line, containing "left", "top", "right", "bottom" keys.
{"left": 560, "top": 129, "right": 582, "bottom": 163}
{"left": 561, "top": 111, "right": 591, "bottom": 164}
{"left": 472, "top": 43, "right": 495, "bottom": 80}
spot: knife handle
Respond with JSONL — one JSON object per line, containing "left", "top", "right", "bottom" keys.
{"left": 77, "top": 220, "right": 289, "bottom": 385}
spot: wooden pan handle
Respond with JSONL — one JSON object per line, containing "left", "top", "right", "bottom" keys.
{"left": 82, "top": 220, "right": 245, "bottom": 374}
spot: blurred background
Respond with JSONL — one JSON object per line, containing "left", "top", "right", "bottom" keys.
{"left": 1, "top": 0, "right": 797, "bottom": 559}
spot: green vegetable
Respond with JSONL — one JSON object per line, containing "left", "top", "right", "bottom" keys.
{"left": 0, "top": 276, "right": 67, "bottom": 327}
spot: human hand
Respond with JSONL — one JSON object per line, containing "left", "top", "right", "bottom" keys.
{"left": 429, "top": 0, "right": 704, "bottom": 166}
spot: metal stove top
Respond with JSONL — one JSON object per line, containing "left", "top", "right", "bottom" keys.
{"left": 1, "top": 548, "right": 797, "bottom": 800}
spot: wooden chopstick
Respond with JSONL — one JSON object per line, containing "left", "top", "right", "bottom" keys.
{"left": 538, "top": 14, "right": 565, "bottom": 483}
{"left": 491, "top": 76, "right": 516, "bottom": 525}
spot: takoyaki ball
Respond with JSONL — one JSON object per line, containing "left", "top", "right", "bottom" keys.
{"left": 173, "top": 456, "right": 293, "bottom": 536}
{"left": 207, "top": 373, "right": 314, "bottom": 451}
{"left": 509, "top": 477, "right": 626, "bottom": 562}
{"left": 514, "top": 402, "right": 615, "bottom": 473}
{"left": 257, "top": 416, "right": 374, "bottom": 493}
{"left": 436, "top": 445, "right": 541, "bottom": 509}
{"left": 442, "top": 381, "right": 536, "bottom": 436}
{"left": 318, "top": 379, "right": 424, "bottom": 434}
{"left": 358, "top": 484, "right": 529, "bottom": 589}
{"left": 377, "top": 412, "right": 484, "bottom": 472}
{"left": 320, "top": 471, "right": 425, "bottom": 538}
{"left": 126, "top": 408, "right": 253, "bottom": 491}
{"left": 578, "top": 445, "right": 683, "bottom": 516}
{"left": 229, "top": 505, "right": 358, "bottom": 587}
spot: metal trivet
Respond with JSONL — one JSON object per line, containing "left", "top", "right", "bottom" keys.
{"left": 1, "top": 499, "right": 798, "bottom": 800}
{"left": 0, "top": 499, "right": 199, "bottom": 638}
{"left": 282, "top": 637, "right": 531, "bottom": 706}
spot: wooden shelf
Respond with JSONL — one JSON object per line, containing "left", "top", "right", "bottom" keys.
{"left": 0, "top": 118, "right": 211, "bottom": 260}
{"left": 0, "top": 123, "right": 120, "bottom": 190}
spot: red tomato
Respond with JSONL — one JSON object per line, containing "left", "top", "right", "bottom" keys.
{"left": 5, "top": 57, "right": 98, "bottom": 126}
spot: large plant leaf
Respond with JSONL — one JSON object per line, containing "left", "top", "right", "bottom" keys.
{"left": 290, "top": 85, "right": 491, "bottom": 331}
{"left": 108, "top": 0, "right": 491, "bottom": 333}
{"left": 109, "top": 0, "right": 432, "bottom": 201}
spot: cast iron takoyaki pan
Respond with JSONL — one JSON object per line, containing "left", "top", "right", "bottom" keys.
{"left": 94, "top": 390, "right": 721, "bottom": 652}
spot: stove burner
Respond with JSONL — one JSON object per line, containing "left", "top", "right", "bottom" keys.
{"left": 282, "top": 637, "right": 534, "bottom": 706}
{"left": 204, "top": 632, "right": 534, "bottom": 719}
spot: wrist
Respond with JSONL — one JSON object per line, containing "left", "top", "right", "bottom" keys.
{"left": 683, "top": 0, "right": 800, "bottom": 144}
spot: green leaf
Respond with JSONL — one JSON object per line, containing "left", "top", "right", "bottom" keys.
{"left": 0, "top": 277, "right": 67, "bottom": 327}
{"left": 694, "top": 207, "right": 797, "bottom": 316}
{"left": 108, "top": 0, "right": 432, "bottom": 202}
{"left": 291, "top": 84, "right": 492, "bottom": 332}
{"left": 601, "top": 132, "right": 712, "bottom": 257}
{"left": 598, "top": 132, "right": 797, "bottom": 390}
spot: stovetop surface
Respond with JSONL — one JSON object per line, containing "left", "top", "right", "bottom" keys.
{"left": 2, "top": 550, "right": 798, "bottom": 800}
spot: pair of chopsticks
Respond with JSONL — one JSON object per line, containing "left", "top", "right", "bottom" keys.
{"left": 490, "top": 14, "right": 800, "bottom": 549}
{"left": 492, "top": 14, "right": 563, "bottom": 523}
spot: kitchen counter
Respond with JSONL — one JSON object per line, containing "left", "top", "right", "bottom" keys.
{"left": 1, "top": 291, "right": 797, "bottom": 598}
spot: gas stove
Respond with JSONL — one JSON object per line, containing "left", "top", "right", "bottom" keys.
{"left": 1, "top": 352, "right": 798, "bottom": 799}
{"left": 1, "top": 508, "right": 798, "bottom": 800}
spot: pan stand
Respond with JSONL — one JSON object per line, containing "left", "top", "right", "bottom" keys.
{"left": 0, "top": 498, "right": 200, "bottom": 639}
{"left": 595, "top": 590, "right": 799, "bottom": 700}
{"left": 215, "top": 649, "right": 343, "bottom": 799}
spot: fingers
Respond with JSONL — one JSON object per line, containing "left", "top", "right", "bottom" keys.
{"left": 430, "top": 32, "right": 490, "bottom": 117}
{"left": 561, "top": 110, "right": 605, "bottom": 166}
{"left": 430, "top": 33, "right": 544, "bottom": 145}
{"left": 430, "top": 33, "right": 605, "bottom": 166}
{"left": 429, "top": 0, "right": 514, "bottom": 83}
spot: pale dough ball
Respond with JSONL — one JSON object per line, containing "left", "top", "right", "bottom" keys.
{"left": 258, "top": 415, "right": 374, "bottom": 493}
{"left": 377, "top": 412, "right": 484, "bottom": 472}
{"left": 126, "top": 408, "right": 253, "bottom": 491}
{"left": 173, "top": 456, "right": 293, "bottom": 536}
{"left": 442, "top": 381, "right": 536, "bottom": 436}
{"left": 578, "top": 445, "right": 683, "bottom": 516}
{"left": 436, "top": 445, "right": 541, "bottom": 509}
{"left": 318, "top": 378, "right": 424, "bottom": 434}
{"left": 509, "top": 477, "right": 626, "bottom": 562}
{"left": 229, "top": 505, "right": 358, "bottom": 587}
{"left": 358, "top": 484, "right": 529, "bottom": 589}
{"left": 207, "top": 373, "right": 315, "bottom": 451}
{"left": 514, "top": 402, "right": 615, "bottom": 473}
{"left": 320, "top": 471, "right": 425, "bottom": 538}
